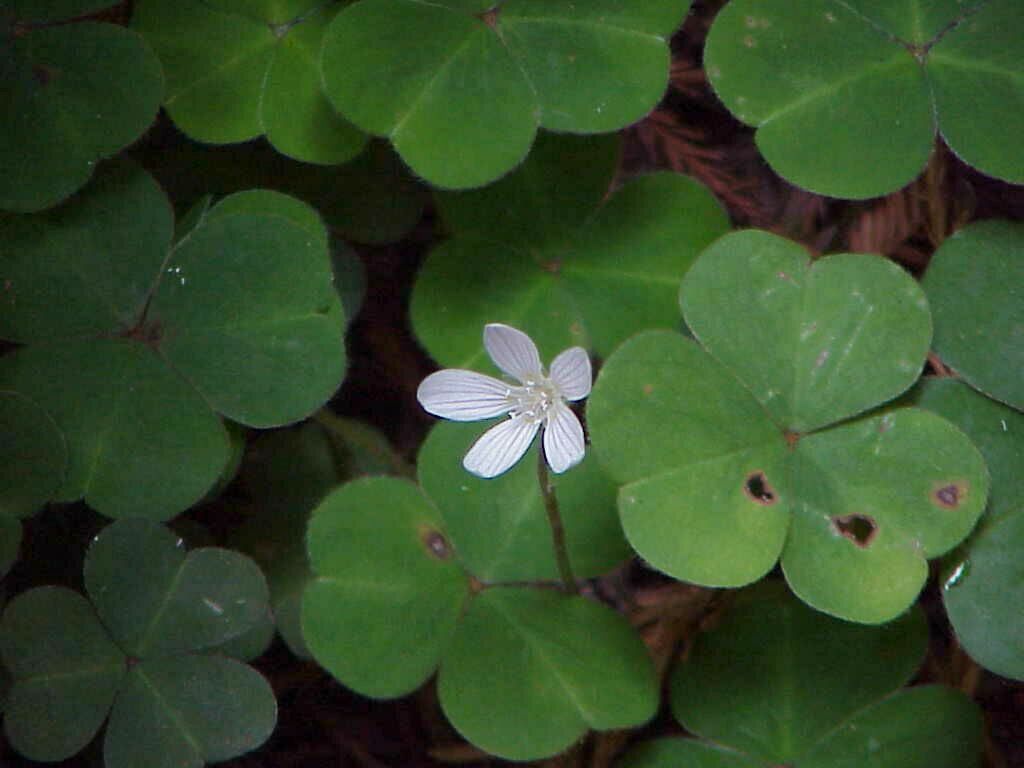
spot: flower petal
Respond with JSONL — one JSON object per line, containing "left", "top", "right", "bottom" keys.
{"left": 463, "top": 416, "right": 540, "bottom": 478}
{"left": 484, "top": 324, "right": 543, "bottom": 383}
{"left": 549, "top": 346, "right": 592, "bottom": 401}
{"left": 417, "top": 370, "right": 512, "bottom": 421}
{"left": 543, "top": 401, "right": 586, "bottom": 474}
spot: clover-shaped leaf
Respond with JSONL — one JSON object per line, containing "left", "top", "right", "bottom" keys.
{"left": 0, "top": 1, "right": 163, "bottom": 211}
{"left": 132, "top": 0, "right": 366, "bottom": 164}
{"left": 321, "top": 0, "right": 691, "bottom": 188}
{"left": 0, "top": 519, "right": 275, "bottom": 767}
{"left": 704, "top": 0, "right": 1024, "bottom": 199}
{"left": 412, "top": 132, "right": 729, "bottom": 366}
{"left": 923, "top": 219, "right": 1024, "bottom": 411}
{"left": 302, "top": 475, "right": 657, "bottom": 760}
{"left": 0, "top": 163, "right": 347, "bottom": 519}
{"left": 913, "top": 378, "right": 1024, "bottom": 680}
{"left": 0, "top": 391, "right": 66, "bottom": 576}
{"left": 620, "top": 583, "right": 982, "bottom": 768}
{"left": 589, "top": 230, "right": 989, "bottom": 623}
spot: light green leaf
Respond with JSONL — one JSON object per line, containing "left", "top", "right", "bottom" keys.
{"left": 413, "top": 170, "right": 728, "bottom": 367}
{"left": 438, "top": 588, "right": 657, "bottom": 761}
{"left": 671, "top": 581, "right": 927, "bottom": 764}
{"left": 681, "top": 230, "right": 931, "bottom": 432}
{"left": 302, "top": 477, "right": 469, "bottom": 698}
{"left": 0, "top": 21, "right": 162, "bottom": 211}
{"left": 104, "top": 654, "right": 276, "bottom": 768}
{"left": 589, "top": 331, "right": 791, "bottom": 588}
{"left": 0, "top": 586, "right": 125, "bottom": 762}
{"left": 418, "top": 421, "right": 630, "bottom": 582}
{"left": 923, "top": 219, "right": 1024, "bottom": 410}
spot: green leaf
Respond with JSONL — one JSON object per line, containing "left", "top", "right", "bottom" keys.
{"left": 0, "top": 164, "right": 348, "bottom": 518}
{"left": 670, "top": 581, "right": 927, "bottom": 764}
{"left": 132, "top": 0, "right": 365, "bottom": 164}
{"left": 84, "top": 519, "right": 270, "bottom": 657}
{"left": 800, "top": 686, "right": 982, "bottom": 768}
{"left": 302, "top": 477, "right": 469, "bottom": 698}
{"left": 0, "top": 340, "right": 230, "bottom": 519}
{"left": 704, "top": 0, "right": 1022, "bottom": 198}
{"left": 928, "top": 0, "right": 1024, "bottom": 185}
{"left": 151, "top": 214, "right": 345, "bottom": 428}
{"left": 681, "top": 230, "right": 931, "bottom": 433}
{"left": 418, "top": 421, "right": 630, "bottom": 582}
{"left": 941, "top": 508, "right": 1024, "bottom": 681}
{"left": 0, "top": 161, "right": 173, "bottom": 342}
{"left": 0, "top": 21, "right": 163, "bottom": 211}
{"left": 413, "top": 170, "right": 728, "bottom": 367}
{"left": 782, "top": 408, "right": 988, "bottom": 623}
{"left": 589, "top": 331, "right": 791, "bottom": 587}
{"left": 435, "top": 131, "right": 620, "bottom": 246}
{"left": 104, "top": 654, "right": 276, "bottom": 768}
{"left": 0, "top": 586, "right": 125, "bottom": 762}
{"left": 617, "top": 739, "right": 764, "bottom": 768}
{"left": 438, "top": 588, "right": 657, "bottom": 761}
{"left": 0, "top": 391, "right": 66, "bottom": 520}
{"left": 321, "top": 0, "right": 689, "bottom": 188}
{"left": 913, "top": 379, "right": 1024, "bottom": 680}
{"left": 590, "top": 327, "right": 988, "bottom": 622}
{"left": 923, "top": 220, "right": 1024, "bottom": 410}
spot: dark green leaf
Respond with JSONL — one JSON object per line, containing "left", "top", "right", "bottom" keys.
{"left": 0, "top": 391, "right": 66, "bottom": 519}
{"left": 0, "top": 587, "right": 124, "bottom": 762}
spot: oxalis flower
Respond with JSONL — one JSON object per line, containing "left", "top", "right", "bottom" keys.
{"left": 417, "top": 324, "right": 592, "bottom": 478}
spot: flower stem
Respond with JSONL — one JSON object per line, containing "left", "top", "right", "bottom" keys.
{"left": 537, "top": 449, "right": 579, "bottom": 595}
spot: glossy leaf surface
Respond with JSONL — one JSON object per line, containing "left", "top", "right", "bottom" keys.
{"left": 133, "top": 0, "right": 365, "bottom": 164}
{"left": 321, "top": 0, "right": 689, "bottom": 187}
{"left": 438, "top": 588, "right": 657, "bottom": 761}
{"left": 923, "top": 219, "right": 1024, "bottom": 410}
{"left": 704, "top": 0, "right": 1024, "bottom": 198}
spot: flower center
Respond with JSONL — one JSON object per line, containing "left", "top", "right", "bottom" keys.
{"left": 507, "top": 376, "right": 559, "bottom": 424}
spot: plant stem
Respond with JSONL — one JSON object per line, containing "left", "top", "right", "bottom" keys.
{"left": 537, "top": 448, "right": 579, "bottom": 595}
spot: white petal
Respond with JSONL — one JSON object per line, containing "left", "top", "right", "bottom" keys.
{"left": 543, "top": 401, "right": 586, "bottom": 474}
{"left": 463, "top": 416, "right": 540, "bottom": 478}
{"left": 417, "top": 370, "right": 511, "bottom": 421}
{"left": 484, "top": 324, "right": 543, "bottom": 383}
{"left": 549, "top": 346, "right": 592, "bottom": 401}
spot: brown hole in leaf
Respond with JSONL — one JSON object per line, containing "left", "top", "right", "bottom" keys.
{"left": 832, "top": 513, "right": 877, "bottom": 547}
{"left": 743, "top": 471, "right": 777, "bottom": 505}
{"left": 932, "top": 481, "right": 966, "bottom": 510}
{"left": 421, "top": 529, "right": 451, "bottom": 560}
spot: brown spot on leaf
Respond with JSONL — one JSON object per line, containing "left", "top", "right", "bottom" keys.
{"left": 743, "top": 471, "right": 777, "bottom": 505}
{"left": 832, "top": 513, "right": 877, "bottom": 547}
{"left": 33, "top": 64, "right": 56, "bottom": 87}
{"left": 642, "top": 383, "right": 654, "bottom": 396}
{"left": 477, "top": 7, "right": 500, "bottom": 28}
{"left": 421, "top": 529, "right": 451, "bottom": 560}
{"left": 932, "top": 481, "right": 967, "bottom": 510}
{"left": 784, "top": 430, "right": 801, "bottom": 448}
{"left": 119, "top": 319, "right": 163, "bottom": 349}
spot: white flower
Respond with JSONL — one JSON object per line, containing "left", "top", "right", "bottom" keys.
{"left": 417, "top": 324, "right": 592, "bottom": 479}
